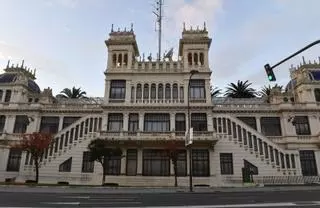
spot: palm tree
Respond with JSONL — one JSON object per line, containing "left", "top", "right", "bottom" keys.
{"left": 224, "top": 80, "right": 256, "bottom": 98}
{"left": 210, "top": 85, "right": 222, "bottom": 97}
{"left": 260, "top": 84, "right": 283, "bottom": 97}
{"left": 57, "top": 86, "right": 87, "bottom": 98}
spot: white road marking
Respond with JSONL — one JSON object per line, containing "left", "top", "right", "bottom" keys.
{"left": 41, "top": 202, "right": 80, "bottom": 205}
{"left": 60, "top": 196, "right": 90, "bottom": 199}
{"left": 116, "top": 201, "right": 320, "bottom": 208}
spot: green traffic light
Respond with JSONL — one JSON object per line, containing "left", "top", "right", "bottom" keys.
{"left": 268, "top": 75, "right": 273, "bottom": 81}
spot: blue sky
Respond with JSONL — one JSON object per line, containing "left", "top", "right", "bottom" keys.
{"left": 0, "top": 0, "right": 320, "bottom": 97}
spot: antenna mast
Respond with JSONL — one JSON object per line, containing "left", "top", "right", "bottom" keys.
{"left": 153, "top": 0, "right": 163, "bottom": 61}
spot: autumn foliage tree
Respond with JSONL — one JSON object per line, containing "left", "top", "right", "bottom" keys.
{"left": 87, "top": 139, "right": 123, "bottom": 185}
{"left": 166, "top": 140, "right": 182, "bottom": 187}
{"left": 15, "top": 132, "right": 52, "bottom": 183}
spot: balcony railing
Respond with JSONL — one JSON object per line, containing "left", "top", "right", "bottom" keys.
{"left": 99, "top": 130, "right": 218, "bottom": 141}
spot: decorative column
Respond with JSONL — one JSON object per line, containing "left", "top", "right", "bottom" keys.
{"left": 136, "top": 149, "right": 143, "bottom": 175}
{"left": 58, "top": 116, "right": 64, "bottom": 131}
{"left": 256, "top": 116, "right": 261, "bottom": 133}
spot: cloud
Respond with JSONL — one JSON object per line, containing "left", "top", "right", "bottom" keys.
{"left": 44, "top": 0, "right": 79, "bottom": 8}
{"left": 212, "top": 0, "right": 320, "bottom": 89}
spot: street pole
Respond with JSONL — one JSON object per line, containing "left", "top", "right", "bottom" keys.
{"left": 187, "top": 70, "right": 198, "bottom": 192}
{"left": 266, "top": 39, "right": 320, "bottom": 70}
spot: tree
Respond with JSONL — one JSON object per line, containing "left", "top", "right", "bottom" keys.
{"left": 57, "top": 86, "right": 87, "bottom": 98}
{"left": 165, "top": 140, "right": 182, "bottom": 187}
{"left": 225, "top": 80, "right": 257, "bottom": 98}
{"left": 210, "top": 85, "right": 222, "bottom": 97}
{"left": 260, "top": 84, "right": 283, "bottom": 97}
{"left": 87, "top": 139, "right": 123, "bottom": 185}
{"left": 15, "top": 132, "right": 52, "bottom": 183}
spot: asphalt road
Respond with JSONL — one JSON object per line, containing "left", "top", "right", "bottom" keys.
{"left": 1, "top": 189, "right": 320, "bottom": 207}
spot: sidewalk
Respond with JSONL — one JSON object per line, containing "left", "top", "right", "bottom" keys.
{"left": 1, "top": 184, "right": 320, "bottom": 194}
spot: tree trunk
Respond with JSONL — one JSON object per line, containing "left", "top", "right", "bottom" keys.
{"left": 34, "top": 155, "right": 39, "bottom": 184}
{"left": 174, "top": 162, "right": 178, "bottom": 187}
{"left": 101, "top": 162, "right": 105, "bottom": 186}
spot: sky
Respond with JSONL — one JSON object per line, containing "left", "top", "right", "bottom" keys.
{"left": 0, "top": 0, "right": 320, "bottom": 97}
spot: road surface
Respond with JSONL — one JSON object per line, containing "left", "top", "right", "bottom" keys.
{"left": 0, "top": 187, "right": 320, "bottom": 207}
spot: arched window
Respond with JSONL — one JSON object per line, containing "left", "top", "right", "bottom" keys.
{"left": 188, "top": 53, "right": 192, "bottom": 65}
{"left": 143, "top": 84, "right": 149, "bottom": 99}
{"left": 172, "top": 84, "right": 178, "bottom": 99}
{"left": 136, "top": 84, "right": 142, "bottom": 100}
{"left": 158, "top": 84, "right": 163, "bottom": 100}
{"left": 118, "top": 54, "right": 122, "bottom": 66}
{"left": 151, "top": 84, "right": 156, "bottom": 99}
{"left": 124, "top": 53, "right": 128, "bottom": 66}
{"left": 112, "top": 54, "right": 117, "bottom": 67}
{"left": 194, "top": 53, "right": 198, "bottom": 65}
{"left": 200, "top": 53, "right": 204, "bottom": 65}
{"left": 180, "top": 86, "right": 184, "bottom": 101}
{"left": 131, "top": 86, "right": 135, "bottom": 102}
{"left": 165, "top": 84, "right": 171, "bottom": 100}
{"left": 314, "top": 88, "right": 320, "bottom": 102}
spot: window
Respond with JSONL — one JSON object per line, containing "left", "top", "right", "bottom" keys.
{"left": 193, "top": 53, "right": 198, "bottom": 65}
{"left": 260, "top": 117, "right": 282, "bottom": 136}
{"left": 131, "top": 86, "right": 135, "bottom": 101}
{"left": 143, "top": 84, "right": 149, "bottom": 99}
{"left": 128, "top": 113, "right": 139, "bottom": 132}
{"left": 109, "top": 80, "right": 126, "bottom": 101}
{"left": 107, "top": 113, "right": 123, "bottom": 131}
{"left": 62, "top": 117, "right": 80, "bottom": 129}
{"left": 176, "top": 150, "right": 187, "bottom": 176}
{"left": 220, "top": 153, "right": 233, "bottom": 175}
{"left": 136, "top": 84, "right": 142, "bottom": 100}
{"left": 39, "top": 116, "right": 59, "bottom": 134}
{"left": 123, "top": 53, "right": 128, "bottom": 66}
{"left": 151, "top": 84, "right": 156, "bottom": 99}
{"left": 237, "top": 117, "right": 257, "bottom": 130}
{"left": 144, "top": 113, "right": 170, "bottom": 132}
{"left": 165, "top": 84, "right": 171, "bottom": 100}
{"left": 188, "top": 53, "right": 192, "bottom": 65}
{"left": 0, "top": 115, "right": 5, "bottom": 133}
{"left": 59, "top": 157, "right": 72, "bottom": 172}
{"left": 175, "top": 113, "right": 185, "bottom": 133}
{"left": 0, "top": 90, "right": 3, "bottom": 101}
{"left": 13, "top": 115, "right": 29, "bottom": 133}
{"left": 199, "top": 53, "right": 204, "bottom": 65}
{"left": 6, "top": 149, "right": 22, "bottom": 172}
{"left": 189, "top": 80, "right": 205, "bottom": 100}
{"left": 158, "top": 84, "right": 163, "bottom": 100}
{"left": 192, "top": 149, "right": 209, "bottom": 177}
{"left": 126, "top": 149, "right": 137, "bottom": 176}
{"left": 300, "top": 150, "right": 317, "bottom": 176}
{"left": 112, "top": 54, "right": 117, "bottom": 66}
{"left": 315, "top": 88, "right": 320, "bottom": 102}
{"left": 191, "top": 113, "right": 207, "bottom": 131}
{"left": 4, "top": 90, "right": 11, "bottom": 102}
{"left": 294, "top": 116, "right": 311, "bottom": 135}
{"left": 179, "top": 86, "right": 184, "bottom": 101}
{"left": 143, "top": 149, "right": 170, "bottom": 176}
{"left": 82, "top": 152, "right": 94, "bottom": 173}
{"left": 172, "top": 84, "right": 178, "bottom": 100}
{"left": 105, "top": 151, "right": 121, "bottom": 175}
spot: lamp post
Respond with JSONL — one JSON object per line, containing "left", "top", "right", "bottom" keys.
{"left": 187, "top": 69, "right": 198, "bottom": 192}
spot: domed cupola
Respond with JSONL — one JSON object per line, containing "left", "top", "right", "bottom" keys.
{"left": 0, "top": 60, "right": 40, "bottom": 93}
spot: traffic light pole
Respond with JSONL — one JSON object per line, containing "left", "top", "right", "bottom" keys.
{"left": 267, "top": 39, "right": 320, "bottom": 70}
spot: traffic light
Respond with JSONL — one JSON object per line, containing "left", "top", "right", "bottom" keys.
{"left": 264, "top": 64, "right": 276, "bottom": 81}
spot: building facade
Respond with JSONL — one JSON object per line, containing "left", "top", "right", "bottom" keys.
{"left": 0, "top": 25, "right": 320, "bottom": 186}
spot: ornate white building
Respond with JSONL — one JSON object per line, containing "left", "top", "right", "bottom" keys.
{"left": 0, "top": 25, "right": 320, "bottom": 187}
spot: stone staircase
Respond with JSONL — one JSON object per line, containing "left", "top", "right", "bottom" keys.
{"left": 213, "top": 114, "right": 301, "bottom": 176}
{"left": 23, "top": 115, "right": 102, "bottom": 173}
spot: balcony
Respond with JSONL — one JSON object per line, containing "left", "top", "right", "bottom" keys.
{"left": 99, "top": 130, "right": 219, "bottom": 143}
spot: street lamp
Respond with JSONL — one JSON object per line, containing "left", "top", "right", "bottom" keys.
{"left": 187, "top": 69, "right": 198, "bottom": 192}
